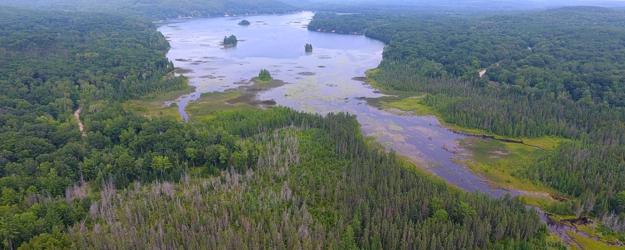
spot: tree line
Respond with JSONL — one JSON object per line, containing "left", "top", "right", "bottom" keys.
{"left": 0, "top": 0, "right": 298, "bottom": 20}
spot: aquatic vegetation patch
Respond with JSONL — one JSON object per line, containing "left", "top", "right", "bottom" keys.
{"left": 334, "top": 55, "right": 349, "bottom": 65}
{"left": 387, "top": 97, "right": 436, "bottom": 116}
{"left": 567, "top": 231, "right": 624, "bottom": 250}
{"left": 352, "top": 76, "right": 367, "bottom": 82}
{"left": 367, "top": 132, "right": 384, "bottom": 138}
{"left": 408, "top": 126, "right": 441, "bottom": 137}
{"left": 283, "top": 77, "right": 321, "bottom": 99}
{"left": 299, "top": 102, "right": 317, "bottom": 113}
{"left": 390, "top": 125, "right": 404, "bottom": 131}
{"left": 185, "top": 91, "right": 256, "bottom": 120}
{"left": 174, "top": 67, "right": 194, "bottom": 74}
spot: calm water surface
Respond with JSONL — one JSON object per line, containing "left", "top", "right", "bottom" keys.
{"left": 157, "top": 12, "right": 517, "bottom": 198}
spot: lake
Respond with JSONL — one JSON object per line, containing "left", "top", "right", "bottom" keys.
{"left": 157, "top": 12, "right": 517, "bottom": 198}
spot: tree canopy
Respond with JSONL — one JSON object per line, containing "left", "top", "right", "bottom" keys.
{"left": 0, "top": 0, "right": 297, "bottom": 19}
{"left": 223, "top": 35, "right": 238, "bottom": 46}
{"left": 258, "top": 69, "right": 273, "bottom": 81}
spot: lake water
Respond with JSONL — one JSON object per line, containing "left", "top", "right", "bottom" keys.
{"left": 157, "top": 12, "right": 518, "bottom": 198}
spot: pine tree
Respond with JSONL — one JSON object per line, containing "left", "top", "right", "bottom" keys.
{"left": 258, "top": 69, "right": 273, "bottom": 81}
{"left": 223, "top": 35, "right": 238, "bottom": 46}
{"left": 340, "top": 226, "right": 358, "bottom": 250}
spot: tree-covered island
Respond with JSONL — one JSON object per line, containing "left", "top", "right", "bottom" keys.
{"left": 258, "top": 69, "right": 273, "bottom": 81}
{"left": 223, "top": 35, "right": 238, "bottom": 46}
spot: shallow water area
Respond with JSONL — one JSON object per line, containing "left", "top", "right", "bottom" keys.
{"left": 158, "top": 12, "right": 517, "bottom": 198}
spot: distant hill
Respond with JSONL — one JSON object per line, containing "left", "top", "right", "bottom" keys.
{"left": 282, "top": 0, "right": 625, "bottom": 12}
{"left": 0, "top": 0, "right": 298, "bottom": 19}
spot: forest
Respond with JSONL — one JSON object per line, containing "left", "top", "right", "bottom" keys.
{"left": 0, "top": 6, "right": 554, "bottom": 250}
{"left": 310, "top": 8, "right": 625, "bottom": 108}
{"left": 308, "top": 6, "right": 625, "bottom": 233}
{"left": 0, "top": 0, "right": 297, "bottom": 19}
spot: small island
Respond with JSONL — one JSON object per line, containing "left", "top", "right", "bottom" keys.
{"left": 305, "top": 43, "right": 313, "bottom": 52}
{"left": 258, "top": 69, "right": 273, "bottom": 81}
{"left": 238, "top": 19, "right": 250, "bottom": 26}
{"left": 223, "top": 35, "right": 238, "bottom": 47}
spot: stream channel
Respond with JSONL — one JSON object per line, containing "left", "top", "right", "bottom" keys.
{"left": 157, "top": 11, "right": 604, "bottom": 249}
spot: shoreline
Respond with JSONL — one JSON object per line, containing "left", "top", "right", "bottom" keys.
{"left": 153, "top": 10, "right": 308, "bottom": 23}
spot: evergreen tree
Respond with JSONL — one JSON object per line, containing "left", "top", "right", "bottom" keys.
{"left": 223, "top": 35, "right": 238, "bottom": 46}
{"left": 340, "top": 226, "right": 358, "bottom": 250}
{"left": 258, "top": 69, "right": 273, "bottom": 81}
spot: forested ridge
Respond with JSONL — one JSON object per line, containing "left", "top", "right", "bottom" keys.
{"left": 0, "top": 6, "right": 551, "bottom": 250}
{"left": 0, "top": 0, "right": 297, "bottom": 20}
{"left": 309, "top": 6, "right": 625, "bottom": 233}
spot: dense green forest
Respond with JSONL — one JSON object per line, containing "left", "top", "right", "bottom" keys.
{"left": 309, "top": 7, "right": 625, "bottom": 229}
{"left": 16, "top": 109, "right": 548, "bottom": 249}
{"left": 0, "top": 7, "right": 186, "bottom": 248}
{"left": 0, "top": 0, "right": 297, "bottom": 19}
{"left": 0, "top": 6, "right": 551, "bottom": 249}
{"left": 311, "top": 8, "right": 625, "bottom": 107}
